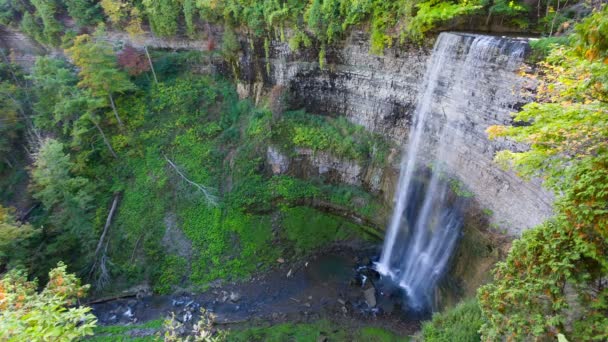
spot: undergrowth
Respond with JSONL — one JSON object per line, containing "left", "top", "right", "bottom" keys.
{"left": 99, "top": 67, "right": 385, "bottom": 293}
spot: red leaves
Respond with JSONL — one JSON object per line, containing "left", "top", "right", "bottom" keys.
{"left": 117, "top": 44, "right": 150, "bottom": 76}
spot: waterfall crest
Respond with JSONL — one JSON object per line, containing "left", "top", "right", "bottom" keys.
{"left": 376, "top": 32, "right": 528, "bottom": 311}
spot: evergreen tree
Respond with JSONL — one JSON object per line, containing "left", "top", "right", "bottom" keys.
{"left": 66, "top": 33, "right": 135, "bottom": 129}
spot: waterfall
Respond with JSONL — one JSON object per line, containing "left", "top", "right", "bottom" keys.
{"left": 376, "top": 32, "right": 528, "bottom": 311}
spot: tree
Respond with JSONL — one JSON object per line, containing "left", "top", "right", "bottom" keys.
{"left": 142, "top": 0, "right": 181, "bottom": 37}
{"left": 0, "top": 262, "right": 97, "bottom": 340}
{"left": 479, "top": 7, "right": 608, "bottom": 341}
{"left": 29, "top": 56, "right": 118, "bottom": 158}
{"left": 30, "top": 138, "right": 95, "bottom": 240}
{"left": 29, "top": 57, "right": 80, "bottom": 132}
{"left": 66, "top": 33, "right": 135, "bottom": 129}
{"left": 0, "top": 60, "right": 34, "bottom": 172}
{"left": 0, "top": 0, "right": 26, "bottom": 26}
{"left": 63, "top": 0, "right": 104, "bottom": 26}
{"left": 100, "top": 0, "right": 129, "bottom": 24}
{"left": 0, "top": 71, "right": 24, "bottom": 170}
{"left": 0, "top": 205, "right": 36, "bottom": 270}
{"left": 29, "top": 0, "right": 63, "bottom": 46}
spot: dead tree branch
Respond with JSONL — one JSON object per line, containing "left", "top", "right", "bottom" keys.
{"left": 89, "top": 194, "right": 120, "bottom": 289}
{"left": 164, "top": 155, "right": 218, "bottom": 206}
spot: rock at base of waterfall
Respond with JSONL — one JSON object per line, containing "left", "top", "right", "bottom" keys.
{"left": 229, "top": 291, "right": 241, "bottom": 303}
{"left": 364, "top": 287, "right": 377, "bottom": 307}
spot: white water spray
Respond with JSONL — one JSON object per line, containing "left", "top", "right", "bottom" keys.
{"left": 376, "top": 32, "right": 528, "bottom": 311}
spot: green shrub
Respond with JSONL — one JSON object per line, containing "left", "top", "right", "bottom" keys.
{"left": 421, "top": 299, "right": 483, "bottom": 342}
{"left": 272, "top": 110, "right": 390, "bottom": 166}
{"left": 281, "top": 206, "right": 367, "bottom": 254}
{"left": 154, "top": 255, "right": 188, "bottom": 294}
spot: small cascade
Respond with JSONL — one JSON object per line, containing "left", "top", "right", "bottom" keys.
{"left": 376, "top": 32, "right": 528, "bottom": 312}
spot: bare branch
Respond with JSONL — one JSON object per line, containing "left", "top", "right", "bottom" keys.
{"left": 89, "top": 194, "right": 120, "bottom": 289}
{"left": 164, "top": 155, "right": 218, "bottom": 206}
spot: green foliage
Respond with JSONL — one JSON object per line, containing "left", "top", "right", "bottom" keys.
{"left": 486, "top": 0, "right": 529, "bottom": 28}
{"left": 281, "top": 206, "right": 367, "bottom": 254}
{"left": 31, "top": 139, "right": 95, "bottom": 238}
{"left": 0, "top": 0, "right": 27, "bottom": 26}
{"left": 421, "top": 299, "right": 483, "bottom": 342}
{"left": 227, "top": 320, "right": 407, "bottom": 341}
{"left": 29, "top": 56, "right": 79, "bottom": 132}
{"left": 143, "top": 0, "right": 181, "bottom": 37}
{"left": 220, "top": 26, "right": 241, "bottom": 61}
{"left": 481, "top": 7, "right": 608, "bottom": 341}
{"left": 528, "top": 35, "right": 570, "bottom": 62}
{"left": 406, "top": 0, "right": 483, "bottom": 41}
{"left": 183, "top": 0, "right": 197, "bottom": 37}
{"left": 63, "top": 0, "right": 104, "bottom": 26}
{"left": 449, "top": 179, "right": 474, "bottom": 198}
{"left": 0, "top": 262, "right": 97, "bottom": 341}
{"left": 0, "top": 205, "right": 37, "bottom": 269}
{"left": 2, "top": 44, "right": 384, "bottom": 297}
{"left": 93, "top": 318, "right": 163, "bottom": 336}
{"left": 272, "top": 110, "right": 390, "bottom": 166}
{"left": 19, "top": 11, "right": 45, "bottom": 44}
{"left": 0, "top": 61, "right": 27, "bottom": 172}
{"left": 29, "top": 0, "right": 63, "bottom": 46}
{"left": 154, "top": 255, "right": 188, "bottom": 294}
{"left": 67, "top": 33, "right": 135, "bottom": 100}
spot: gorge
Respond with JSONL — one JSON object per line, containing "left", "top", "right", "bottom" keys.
{"left": 1, "top": 2, "right": 606, "bottom": 341}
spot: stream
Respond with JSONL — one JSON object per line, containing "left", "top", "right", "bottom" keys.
{"left": 91, "top": 245, "right": 420, "bottom": 334}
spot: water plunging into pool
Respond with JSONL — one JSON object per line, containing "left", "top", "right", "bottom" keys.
{"left": 375, "top": 32, "right": 528, "bottom": 311}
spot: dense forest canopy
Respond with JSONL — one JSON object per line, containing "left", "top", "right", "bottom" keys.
{"left": 0, "top": 0, "right": 606, "bottom": 341}
{"left": 0, "top": 0, "right": 588, "bottom": 53}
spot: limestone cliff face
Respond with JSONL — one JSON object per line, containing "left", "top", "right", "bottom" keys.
{"left": 254, "top": 31, "right": 553, "bottom": 235}
{"left": 0, "top": 25, "right": 554, "bottom": 235}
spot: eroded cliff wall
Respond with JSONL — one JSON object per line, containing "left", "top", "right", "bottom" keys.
{"left": 256, "top": 30, "right": 553, "bottom": 234}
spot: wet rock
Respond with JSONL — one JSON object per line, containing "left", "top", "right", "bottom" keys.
{"left": 172, "top": 299, "right": 186, "bottom": 307}
{"left": 267, "top": 146, "right": 290, "bottom": 174}
{"left": 364, "top": 287, "right": 377, "bottom": 307}
{"left": 229, "top": 291, "right": 241, "bottom": 302}
{"left": 208, "top": 279, "right": 223, "bottom": 288}
{"left": 183, "top": 311, "right": 193, "bottom": 322}
{"left": 123, "top": 307, "right": 134, "bottom": 318}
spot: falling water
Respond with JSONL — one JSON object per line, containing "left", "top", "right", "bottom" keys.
{"left": 376, "top": 33, "right": 528, "bottom": 311}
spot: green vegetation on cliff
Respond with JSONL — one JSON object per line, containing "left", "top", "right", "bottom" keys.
{"left": 0, "top": 31, "right": 385, "bottom": 295}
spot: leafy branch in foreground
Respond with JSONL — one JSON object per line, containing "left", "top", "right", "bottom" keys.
{"left": 0, "top": 262, "right": 97, "bottom": 341}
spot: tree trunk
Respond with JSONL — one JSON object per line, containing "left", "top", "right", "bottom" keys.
{"left": 89, "top": 194, "right": 120, "bottom": 288}
{"left": 108, "top": 93, "right": 123, "bottom": 128}
{"left": 144, "top": 46, "right": 158, "bottom": 84}
{"left": 93, "top": 194, "right": 120, "bottom": 258}
{"left": 93, "top": 121, "right": 118, "bottom": 158}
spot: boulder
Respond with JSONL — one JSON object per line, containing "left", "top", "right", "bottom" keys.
{"left": 364, "top": 287, "right": 377, "bottom": 307}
